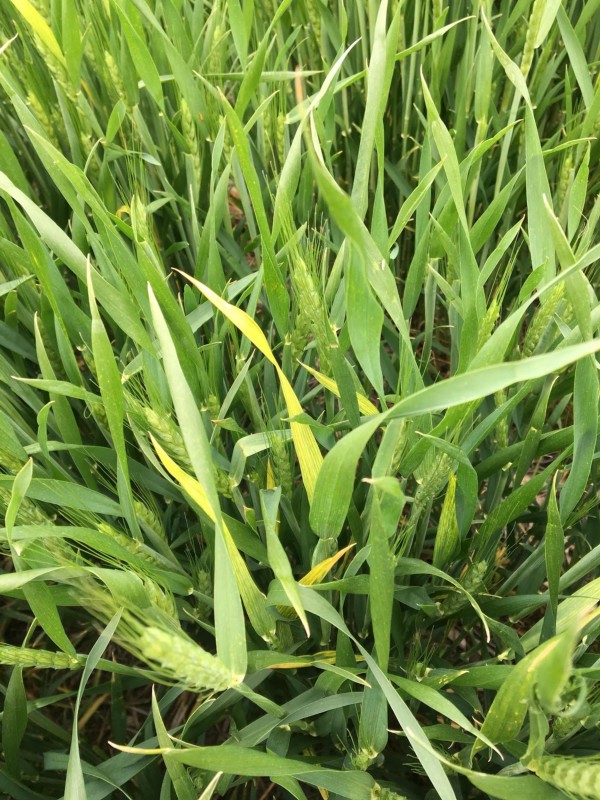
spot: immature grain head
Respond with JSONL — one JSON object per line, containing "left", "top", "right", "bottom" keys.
{"left": 527, "top": 754, "right": 600, "bottom": 799}
{"left": 522, "top": 282, "right": 565, "bottom": 358}
{"left": 269, "top": 431, "right": 293, "bottom": 496}
{"left": 138, "top": 627, "right": 237, "bottom": 693}
{"left": 372, "top": 785, "right": 409, "bottom": 800}
{"left": 0, "top": 643, "right": 82, "bottom": 670}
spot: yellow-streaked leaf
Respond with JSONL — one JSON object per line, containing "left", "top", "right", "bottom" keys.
{"left": 152, "top": 438, "right": 276, "bottom": 641}
{"left": 178, "top": 273, "right": 323, "bottom": 502}
{"left": 261, "top": 487, "right": 310, "bottom": 636}
{"left": 110, "top": 742, "right": 165, "bottom": 756}
{"left": 266, "top": 459, "right": 276, "bottom": 489}
{"left": 301, "top": 544, "right": 356, "bottom": 586}
{"left": 521, "top": 577, "right": 600, "bottom": 652}
{"left": 0, "top": 33, "right": 18, "bottom": 58}
{"left": 152, "top": 436, "right": 214, "bottom": 520}
{"left": 276, "top": 544, "right": 356, "bottom": 621}
{"left": 268, "top": 656, "right": 370, "bottom": 687}
{"left": 300, "top": 362, "right": 379, "bottom": 416}
{"left": 10, "top": 0, "right": 65, "bottom": 64}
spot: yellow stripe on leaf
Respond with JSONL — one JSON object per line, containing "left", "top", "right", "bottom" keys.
{"left": 179, "top": 273, "right": 323, "bottom": 503}
{"left": 151, "top": 437, "right": 276, "bottom": 641}
{"left": 300, "top": 543, "right": 355, "bottom": 585}
{"left": 300, "top": 362, "right": 379, "bottom": 416}
{"left": 10, "top": 0, "right": 65, "bottom": 64}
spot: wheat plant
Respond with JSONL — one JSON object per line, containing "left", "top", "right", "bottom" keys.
{"left": 0, "top": 0, "right": 599, "bottom": 798}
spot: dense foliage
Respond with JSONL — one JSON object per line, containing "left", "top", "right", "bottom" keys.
{"left": 0, "top": 0, "right": 599, "bottom": 798}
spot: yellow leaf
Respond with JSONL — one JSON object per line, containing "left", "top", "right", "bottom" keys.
{"left": 275, "top": 543, "right": 356, "bottom": 620}
{"left": 151, "top": 437, "right": 276, "bottom": 641}
{"left": 109, "top": 742, "right": 165, "bottom": 755}
{"left": 266, "top": 458, "right": 276, "bottom": 490}
{"left": 10, "top": 0, "right": 65, "bottom": 64}
{"left": 300, "top": 362, "right": 379, "bottom": 416}
{"left": 151, "top": 436, "right": 214, "bottom": 519}
{"left": 300, "top": 543, "right": 356, "bottom": 586}
{"left": 178, "top": 272, "right": 323, "bottom": 503}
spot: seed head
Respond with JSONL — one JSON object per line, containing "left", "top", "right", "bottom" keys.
{"left": 522, "top": 283, "right": 565, "bottom": 358}
{"left": 104, "top": 51, "right": 129, "bottom": 110}
{"left": 270, "top": 433, "right": 293, "bottom": 496}
{"left": 528, "top": 754, "right": 600, "bottom": 799}
{"left": 139, "top": 627, "right": 238, "bottom": 693}
{"left": 372, "top": 785, "right": 409, "bottom": 800}
{"left": 0, "top": 644, "right": 82, "bottom": 670}
{"left": 521, "top": 0, "right": 544, "bottom": 77}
